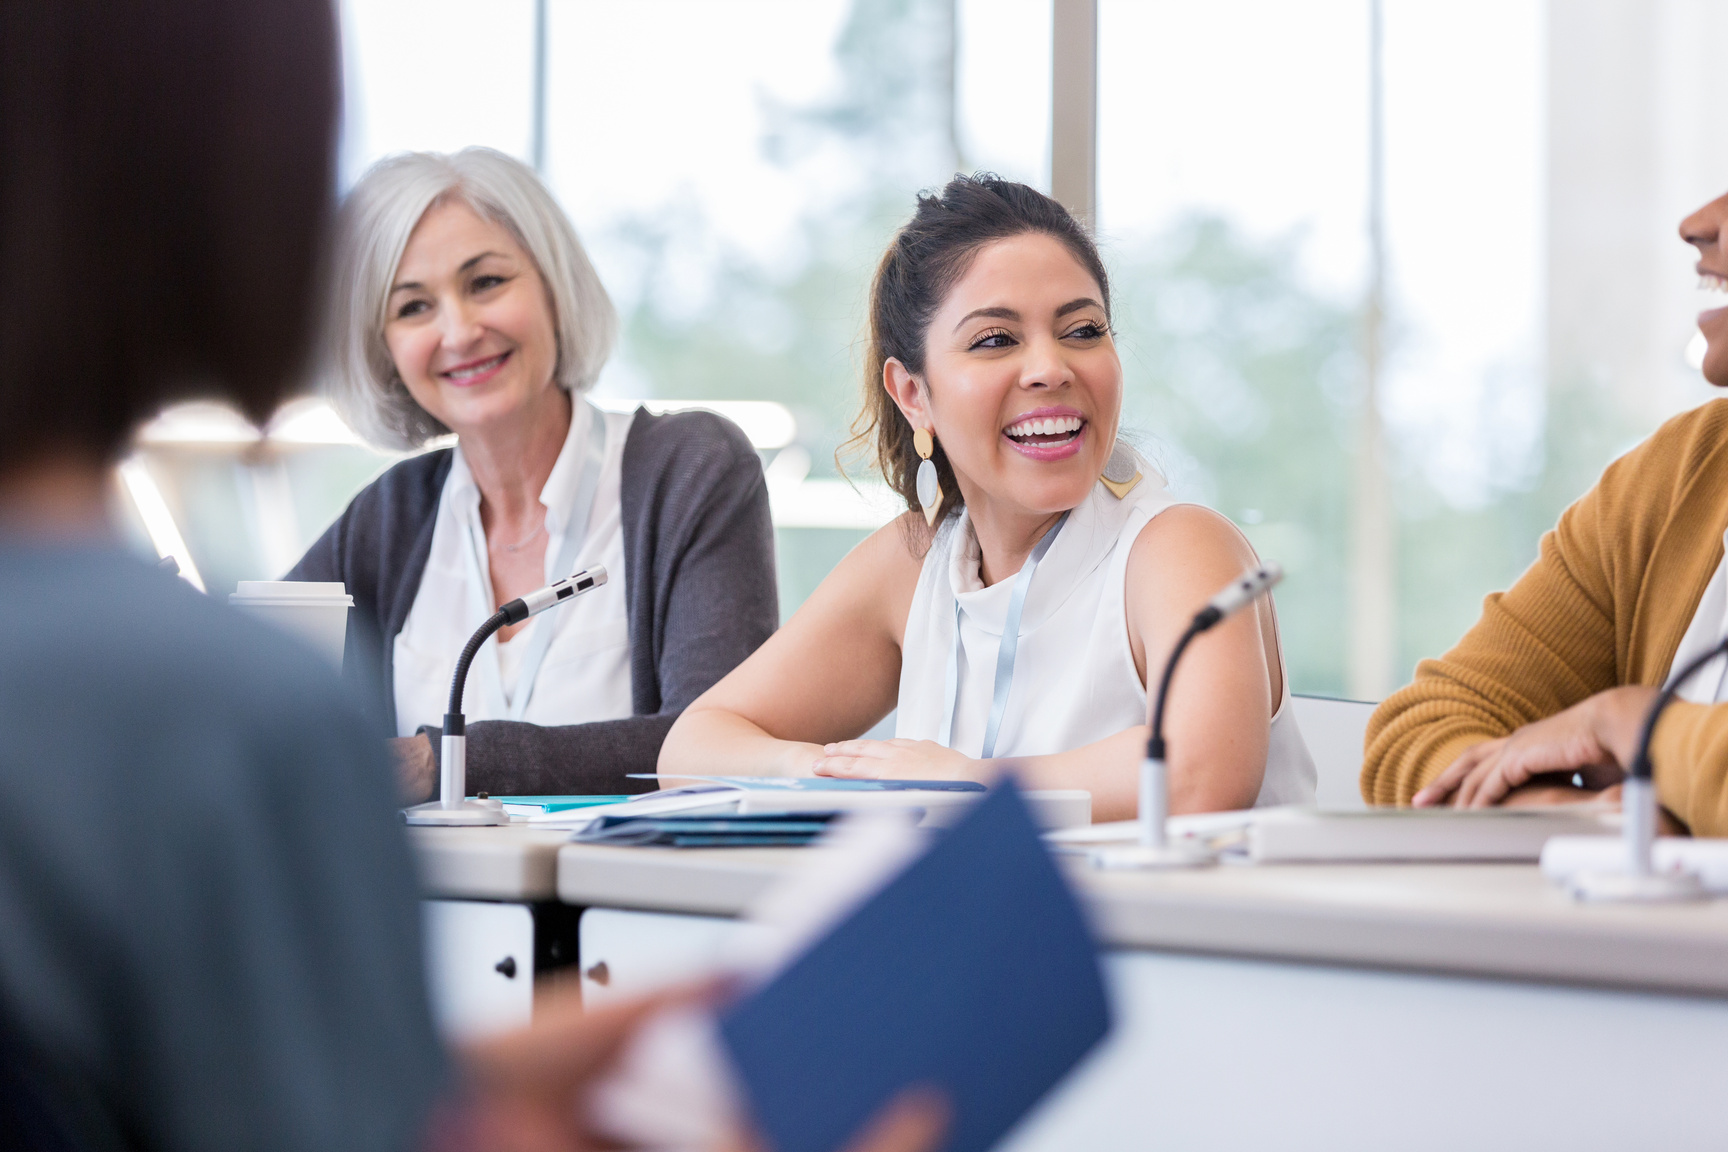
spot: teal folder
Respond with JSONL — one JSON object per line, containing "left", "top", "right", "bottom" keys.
{"left": 494, "top": 795, "right": 629, "bottom": 815}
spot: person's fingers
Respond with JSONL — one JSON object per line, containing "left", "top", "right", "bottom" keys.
{"left": 387, "top": 736, "right": 435, "bottom": 804}
{"left": 1463, "top": 756, "right": 1529, "bottom": 808}
{"left": 841, "top": 1088, "right": 951, "bottom": 1152}
{"left": 1451, "top": 758, "right": 1487, "bottom": 808}
{"left": 813, "top": 756, "right": 879, "bottom": 777}
{"left": 1413, "top": 741, "right": 1494, "bottom": 807}
{"left": 1425, "top": 743, "right": 1491, "bottom": 805}
{"left": 462, "top": 983, "right": 709, "bottom": 1096}
{"left": 1452, "top": 750, "right": 1504, "bottom": 808}
{"left": 822, "top": 740, "right": 892, "bottom": 759}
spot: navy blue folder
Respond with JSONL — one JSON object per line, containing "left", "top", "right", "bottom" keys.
{"left": 718, "top": 778, "right": 1112, "bottom": 1152}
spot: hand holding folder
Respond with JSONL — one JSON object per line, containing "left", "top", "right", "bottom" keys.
{"left": 720, "top": 779, "right": 1112, "bottom": 1152}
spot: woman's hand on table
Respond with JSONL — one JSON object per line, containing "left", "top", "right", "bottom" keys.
{"left": 389, "top": 734, "right": 437, "bottom": 804}
{"left": 812, "top": 738, "right": 978, "bottom": 782}
{"left": 1412, "top": 685, "right": 1658, "bottom": 809}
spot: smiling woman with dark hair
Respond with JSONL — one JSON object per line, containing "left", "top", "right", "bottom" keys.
{"left": 660, "top": 175, "right": 1316, "bottom": 821}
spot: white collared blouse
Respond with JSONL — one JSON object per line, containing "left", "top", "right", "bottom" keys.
{"left": 391, "top": 401, "right": 634, "bottom": 735}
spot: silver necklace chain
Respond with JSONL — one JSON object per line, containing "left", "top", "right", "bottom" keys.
{"left": 494, "top": 519, "right": 546, "bottom": 554}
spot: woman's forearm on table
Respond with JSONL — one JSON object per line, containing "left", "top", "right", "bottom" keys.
{"left": 659, "top": 707, "right": 823, "bottom": 779}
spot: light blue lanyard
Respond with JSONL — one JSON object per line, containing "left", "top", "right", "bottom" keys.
{"left": 940, "top": 511, "right": 1069, "bottom": 759}
{"left": 460, "top": 400, "right": 607, "bottom": 721}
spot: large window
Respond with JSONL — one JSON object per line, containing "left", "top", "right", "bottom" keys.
{"left": 129, "top": 0, "right": 1051, "bottom": 615}
{"left": 123, "top": 0, "right": 1728, "bottom": 701}
{"left": 1097, "top": 0, "right": 1726, "bottom": 697}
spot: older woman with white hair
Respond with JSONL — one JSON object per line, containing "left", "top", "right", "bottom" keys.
{"left": 291, "top": 147, "right": 777, "bottom": 800}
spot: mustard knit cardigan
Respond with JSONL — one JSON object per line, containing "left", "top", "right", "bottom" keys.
{"left": 1362, "top": 398, "right": 1728, "bottom": 835}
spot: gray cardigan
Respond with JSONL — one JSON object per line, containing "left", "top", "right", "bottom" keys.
{"left": 289, "top": 406, "right": 778, "bottom": 797}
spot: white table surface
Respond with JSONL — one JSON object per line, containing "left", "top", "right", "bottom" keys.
{"left": 410, "top": 824, "right": 1728, "bottom": 996}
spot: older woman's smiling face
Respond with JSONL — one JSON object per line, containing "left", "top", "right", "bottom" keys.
{"left": 383, "top": 199, "right": 561, "bottom": 437}
{"left": 1682, "top": 192, "right": 1728, "bottom": 388}
{"left": 901, "top": 232, "right": 1122, "bottom": 520}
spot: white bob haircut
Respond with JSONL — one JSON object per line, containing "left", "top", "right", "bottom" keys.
{"left": 322, "top": 147, "right": 618, "bottom": 450}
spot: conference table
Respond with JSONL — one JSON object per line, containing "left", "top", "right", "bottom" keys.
{"left": 411, "top": 824, "right": 1728, "bottom": 1152}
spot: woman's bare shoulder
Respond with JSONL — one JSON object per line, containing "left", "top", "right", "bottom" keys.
{"left": 1127, "top": 503, "right": 1257, "bottom": 587}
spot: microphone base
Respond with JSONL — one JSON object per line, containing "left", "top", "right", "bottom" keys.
{"left": 402, "top": 797, "right": 509, "bottom": 826}
{"left": 1089, "top": 841, "right": 1216, "bottom": 871}
{"left": 1567, "top": 868, "right": 1709, "bottom": 904}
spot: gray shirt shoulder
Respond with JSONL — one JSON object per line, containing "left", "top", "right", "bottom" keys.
{"left": 0, "top": 542, "right": 444, "bottom": 1152}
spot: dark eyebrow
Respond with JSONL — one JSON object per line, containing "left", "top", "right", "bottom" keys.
{"left": 1056, "top": 297, "right": 1103, "bottom": 318}
{"left": 389, "top": 251, "right": 507, "bottom": 294}
{"left": 953, "top": 305, "right": 1020, "bottom": 332}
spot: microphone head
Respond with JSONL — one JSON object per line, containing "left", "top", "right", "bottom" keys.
{"left": 520, "top": 565, "right": 611, "bottom": 617}
{"left": 1207, "top": 561, "right": 1285, "bottom": 620}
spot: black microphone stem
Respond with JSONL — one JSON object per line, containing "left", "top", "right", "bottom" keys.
{"left": 1149, "top": 617, "right": 1212, "bottom": 761}
{"left": 446, "top": 606, "right": 513, "bottom": 733}
{"left": 1627, "top": 633, "right": 1728, "bottom": 784}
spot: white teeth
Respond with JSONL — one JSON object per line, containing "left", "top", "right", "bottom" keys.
{"left": 1701, "top": 274, "right": 1728, "bottom": 294}
{"left": 446, "top": 354, "right": 505, "bottom": 380}
{"left": 1005, "top": 415, "right": 1084, "bottom": 439}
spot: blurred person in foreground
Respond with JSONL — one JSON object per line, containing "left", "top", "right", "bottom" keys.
{"left": 1362, "top": 189, "right": 1728, "bottom": 836}
{"left": 291, "top": 149, "right": 777, "bottom": 804}
{"left": 0, "top": 2, "right": 940, "bottom": 1151}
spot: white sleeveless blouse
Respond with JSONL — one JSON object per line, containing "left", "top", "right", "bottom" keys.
{"left": 895, "top": 473, "right": 1317, "bottom": 808}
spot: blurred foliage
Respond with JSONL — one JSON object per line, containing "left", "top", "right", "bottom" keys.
{"left": 1109, "top": 217, "right": 1359, "bottom": 694}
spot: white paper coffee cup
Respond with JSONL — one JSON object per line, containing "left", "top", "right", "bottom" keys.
{"left": 229, "top": 580, "right": 354, "bottom": 669}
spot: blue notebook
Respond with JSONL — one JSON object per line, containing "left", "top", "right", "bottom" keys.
{"left": 718, "top": 779, "right": 1111, "bottom": 1152}
{"left": 571, "top": 812, "right": 841, "bottom": 847}
{"left": 631, "top": 775, "right": 986, "bottom": 792}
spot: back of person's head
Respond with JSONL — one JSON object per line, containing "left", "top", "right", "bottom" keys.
{"left": 325, "top": 147, "right": 619, "bottom": 451}
{"left": 0, "top": 0, "right": 339, "bottom": 473}
{"left": 856, "top": 173, "right": 1111, "bottom": 523}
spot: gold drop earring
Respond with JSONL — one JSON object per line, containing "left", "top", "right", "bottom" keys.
{"left": 914, "top": 426, "right": 944, "bottom": 527}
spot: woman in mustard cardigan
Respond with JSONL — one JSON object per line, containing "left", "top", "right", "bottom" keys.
{"left": 1362, "top": 190, "right": 1728, "bottom": 836}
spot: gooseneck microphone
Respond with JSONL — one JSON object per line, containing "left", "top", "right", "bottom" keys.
{"left": 1096, "top": 562, "right": 1284, "bottom": 870}
{"left": 1567, "top": 633, "right": 1726, "bottom": 902}
{"left": 403, "top": 565, "right": 608, "bottom": 826}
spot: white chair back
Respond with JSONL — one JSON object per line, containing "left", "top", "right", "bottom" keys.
{"left": 1289, "top": 694, "right": 1377, "bottom": 810}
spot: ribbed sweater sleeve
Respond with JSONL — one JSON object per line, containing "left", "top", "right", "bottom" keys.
{"left": 1361, "top": 400, "right": 1728, "bottom": 827}
{"left": 1648, "top": 702, "right": 1728, "bottom": 835}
